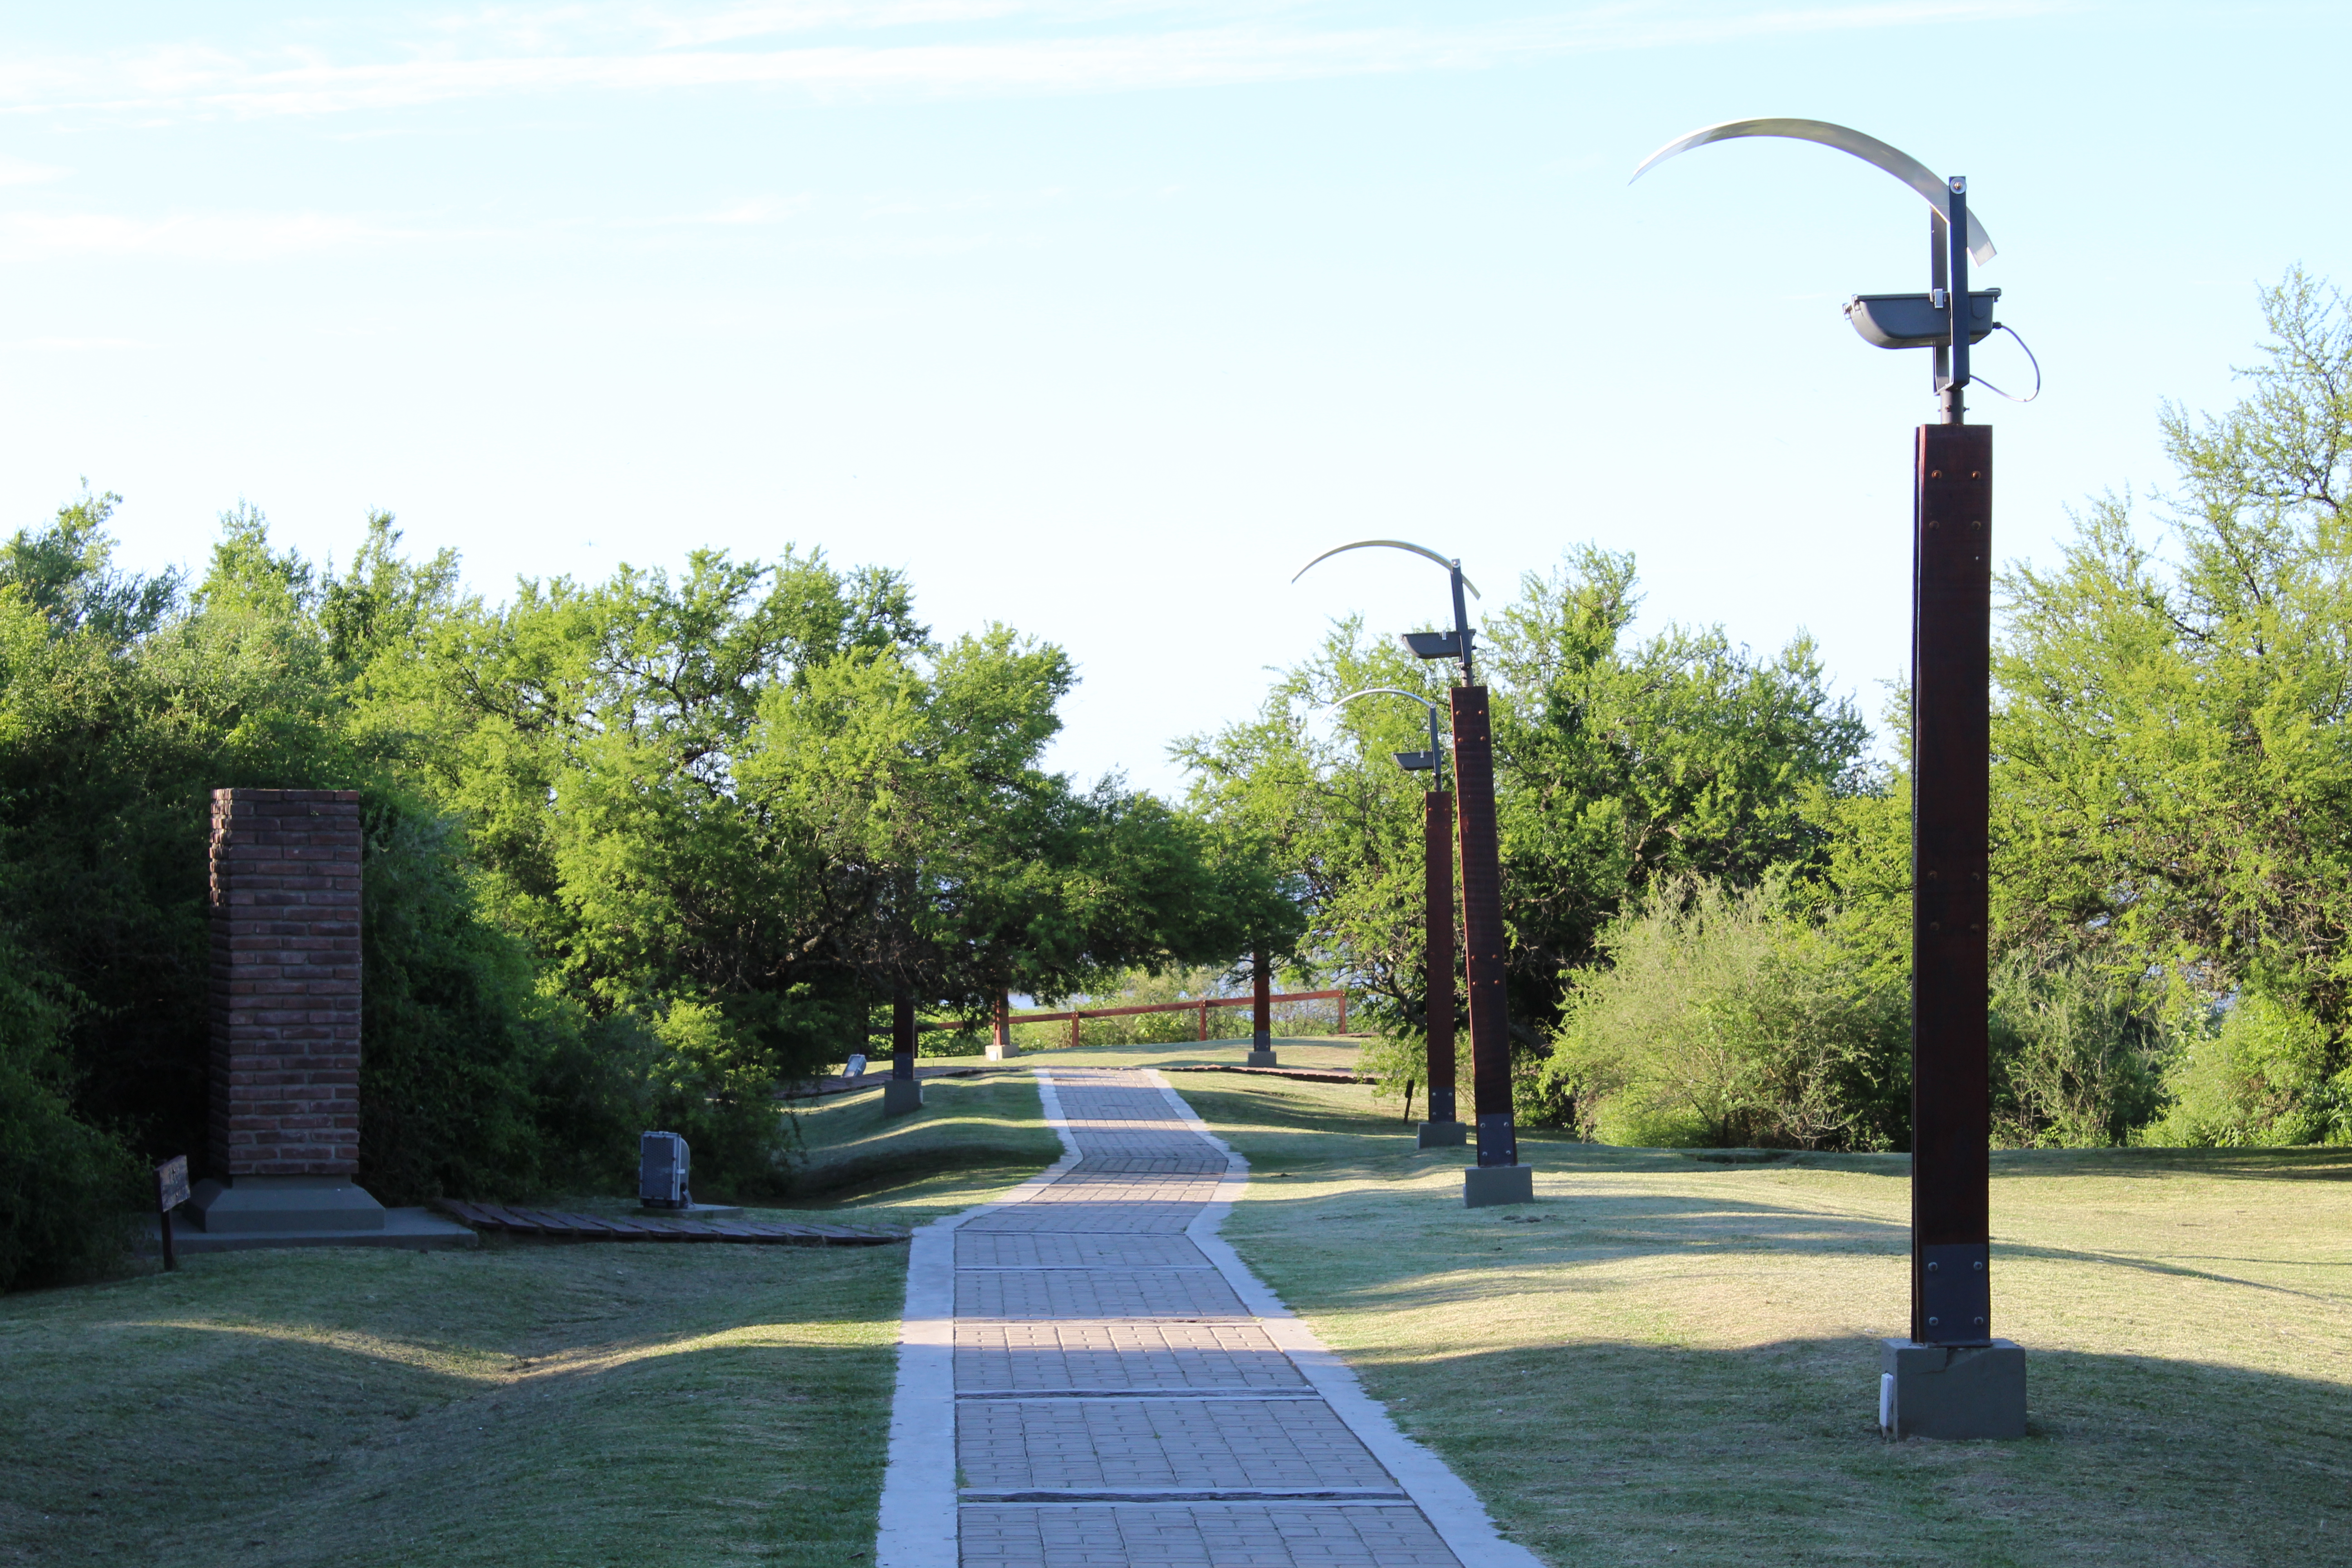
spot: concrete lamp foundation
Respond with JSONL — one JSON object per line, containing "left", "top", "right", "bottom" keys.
{"left": 881, "top": 1080, "right": 926, "bottom": 1116}
{"left": 1463, "top": 1166, "right": 1535, "bottom": 1208}
{"left": 1879, "top": 1338, "right": 2027, "bottom": 1440}
{"left": 985, "top": 1043, "right": 1020, "bottom": 1061}
{"left": 1245, "top": 1049, "right": 1279, "bottom": 1068}
{"left": 1416, "top": 1121, "right": 1467, "bottom": 1148}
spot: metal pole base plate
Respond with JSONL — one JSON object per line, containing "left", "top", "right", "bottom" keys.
{"left": 1416, "top": 1121, "right": 1467, "bottom": 1148}
{"left": 1878, "top": 1338, "right": 2026, "bottom": 1439}
{"left": 1245, "top": 1050, "right": 1279, "bottom": 1068}
{"left": 881, "top": 1080, "right": 926, "bottom": 1116}
{"left": 1463, "top": 1166, "right": 1534, "bottom": 1208}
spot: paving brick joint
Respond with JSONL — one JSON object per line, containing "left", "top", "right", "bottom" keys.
{"left": 880, "top": 1067, "right": 1539, "bottom": 1568}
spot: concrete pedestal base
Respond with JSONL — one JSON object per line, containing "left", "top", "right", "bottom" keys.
{"left": 1416, "top": 1121, "right": 1466, "bottom": 1148}
{"left": 1463, "top": 1165, "right": 1534, "bottom": 1207}
{"left": 882, "top": 1079, "right": 926, "bottom": 1115}
{"left": 1245, "top": 1050, "right": 1279, "bottom": 1068}
{"left": 1879, "top": 1338, "right": 2027, "bottom": 1440}
{"left": 985, "top": 1043, "right": 1019, "bottom": 1061}
{"left": 161, "top": 1207, "right": 474, "bottom": 1254}
{"left": 191, "top": 1176, "right": 386, "bottom": 1234}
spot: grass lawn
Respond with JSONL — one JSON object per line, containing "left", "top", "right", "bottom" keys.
{"left": 0, "top": 1073, "right": 1052, "bottom": 1568}
{"left": 1156, "top": 1060, "right": 2352, "bottom": 1568}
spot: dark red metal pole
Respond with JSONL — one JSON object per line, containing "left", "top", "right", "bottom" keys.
{"left": 1253, "top": 946, "right": 1272, "bottom": 1050}
{"left": 892, "top": 987, "right": 916, "bottom": 1081}
{"left": 1450, "top": 686, "right": 1516, "bottom": 1166}
{"left": 1424, "top": 788, "right": 1458, "bottom": 1127}
{"left": 1911, "top": 421, "right": 1993, "bottom": 1344}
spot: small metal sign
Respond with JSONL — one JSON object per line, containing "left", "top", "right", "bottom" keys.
{"left": 156, "top": 1155, "right": 189, "bottom": 1211}
{"left": 155, "top": 1156, "right": 188, "bottom": 1270}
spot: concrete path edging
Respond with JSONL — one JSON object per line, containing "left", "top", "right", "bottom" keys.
{"left": 875, "top": 1072, "right": 1081, "bottom": 1568}
{"left": 1145, "top": 1070, "right": 1547, "bottom": 1568}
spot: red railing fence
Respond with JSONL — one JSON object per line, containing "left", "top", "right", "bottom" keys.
{"left": 897, "top": 990, "right": 1352, "bottom": 1046}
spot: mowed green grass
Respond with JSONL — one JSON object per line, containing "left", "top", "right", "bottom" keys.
{"left": 1160, "top": 1063, "right": 2352, "bottom": 1568}
{"left": 0, "top": 1073, "right": 1052, "bottom": 1568}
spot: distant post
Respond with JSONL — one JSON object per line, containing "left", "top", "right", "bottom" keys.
{"left": 1419, "top": 787, "right": 1463, "bottom": 1148}
{"left": 986, "top": 991, "right": 1018, "bottom": 1062}
{"left": 1450, "top": 685, "right": 1524, "bottom": 1202}
{"left": 1294, "top": 541, "right": 1529, "bottom": 1206}
{"left": 883, "top": 985, "right": 923, "bottom": 1115}
{"left": 1246, "top": 946, "right": 1277, "bottom": 1067}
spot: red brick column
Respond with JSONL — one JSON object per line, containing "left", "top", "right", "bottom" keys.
{"left": 207, "top": 789, "right": 363, "bottom": 1177}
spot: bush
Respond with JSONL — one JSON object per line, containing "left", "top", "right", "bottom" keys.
{"left": 1543, "top": 875, "right": 1909, "bottom": 1150}
{"left": 647, "top": 1000, "right": 793, "bottom": 1200}
{"left": 1987, "top": 951, "right": 2167, "bottom": 1147}
{"left": 356, "top": 796, "right": 544, "bottom": 1204}
{"left": 2140, "top": 989, "right": 2352, "bottom": 1147}
{"left": 0, "top": 951, "right": 142, "bottom": 1292}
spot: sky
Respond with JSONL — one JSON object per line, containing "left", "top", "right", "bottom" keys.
{"left": 0, "top": 1, "right": 2341, "bottom": 794}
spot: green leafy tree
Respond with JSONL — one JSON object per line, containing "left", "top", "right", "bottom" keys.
{"left": 1994, "top": 269, "right": 2352, "bottom": 1144}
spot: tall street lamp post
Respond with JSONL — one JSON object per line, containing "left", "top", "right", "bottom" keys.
{"left": 1635, "top": 118, "right": 2030, "bottom": 1439}
{"left": 1334, "top": 686, "right": 1463, "bottom": 1149}
{"left": 1297, "top": 540, "right": 1533, "bottom": 1207}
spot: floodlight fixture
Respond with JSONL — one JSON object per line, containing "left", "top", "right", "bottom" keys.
{"left": 1632, "top": 117, "right": 2036, "bottom": 421}
{"left": 1333, "top": 686, "right": 1446, "bottom": 789}
{"left": 1294, "top": 540, "right": 1481, "bottom": 683}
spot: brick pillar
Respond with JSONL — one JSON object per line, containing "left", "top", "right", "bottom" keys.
{"left": 207, "top": 789, "right": 363, "bottom": 1177}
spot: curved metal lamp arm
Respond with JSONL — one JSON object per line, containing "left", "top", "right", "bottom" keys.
{"left": 1333, "top": 686, "right": 1441, "bottom": 715}
{"left": 1294, "top": 539, "right": 1483, "bottom": 683}
{"left": 1333, "top": 686, "right": 1446, "bottom": 791}
{"left": 1291, "top": 539, "right": 1481, "bottom": 598}
{"left": 1631, "top": 117, "right": 1995, "bottom": 265}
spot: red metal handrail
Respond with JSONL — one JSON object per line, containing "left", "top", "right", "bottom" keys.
{"left": 893, "top": 989, "right": 1351, "bottom": 1043}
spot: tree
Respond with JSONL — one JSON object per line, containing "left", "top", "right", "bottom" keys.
{"left": 1993, "top": 269, "right": 2352, "bottom": 1143}
{"left": 1179, "top": 547, "right": 1870, "bottom": 1121}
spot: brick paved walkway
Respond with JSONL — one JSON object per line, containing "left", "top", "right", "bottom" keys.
{"left": 875, "top": 1068, "right": 1544, "bottom": 1568}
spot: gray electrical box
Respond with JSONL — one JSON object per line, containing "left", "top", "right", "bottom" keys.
{"left": 639, "top": 1130, "right": 691, "bottom": 1209}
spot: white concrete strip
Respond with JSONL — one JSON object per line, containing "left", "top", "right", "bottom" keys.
{"left": 1147, "top": 1069, "right": 1550, "bottom": 1568}
{"left": 874, "top": 1069, "right": 1082, "bottom": 1568}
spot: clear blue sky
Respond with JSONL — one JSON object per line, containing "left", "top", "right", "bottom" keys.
{"left": 0, "top": 2, "right": 2338, "bottom": 793}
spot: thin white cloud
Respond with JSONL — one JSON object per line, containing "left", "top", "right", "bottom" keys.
{"left": 4, "top": 335, "right": 148, "bottom": 351}
{"left": 0, "top": 210, "right": 397, "bottom": 261}
{"left": 0, "top": 2, "right": 2067, "bottom": 120}
{"left": 0, "top": 154, "right": 65, "bottom": 185}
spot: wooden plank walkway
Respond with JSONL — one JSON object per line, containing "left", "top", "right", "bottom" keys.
{"left": 435, "top": 1200, "right": 906, "bottom": 1246}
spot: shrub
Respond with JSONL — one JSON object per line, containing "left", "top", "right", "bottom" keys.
{"left": 0, "top": 949, "right": 142, "bottom": 1292}
{"left": 2140, "top": 989, "right": 2352, "bottom": 1147}
{"left": 1543, "top": 875, "right": 1909, "bottom": 1149}
{"left": 1987, "top": 951, "right": 2167, "bottom": 1147}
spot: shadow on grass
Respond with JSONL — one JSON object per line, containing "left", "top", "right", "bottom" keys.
{"left": 0, "top": 1244, "right": 904, "bottom": 1568}
{"left": 784, "top": 1073, "right": 1058, "bottom": 1203}
{"left": 1352, "top": 1334, "right": 2352, "bottom": 1568}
